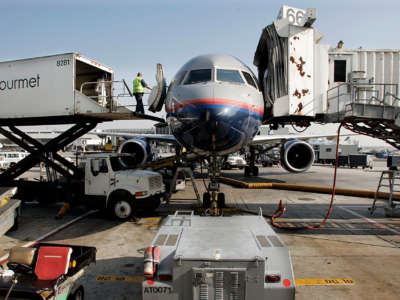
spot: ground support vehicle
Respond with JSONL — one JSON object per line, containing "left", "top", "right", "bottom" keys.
{"left": 81, "top": 153, "right": 164, "bottom": 220}
{"left": 0, "top": 188, "right": 19, "bottom": 236}
{"left": 222, "top": 155, "right": 246, "bottom": 170}
{"left": 14, "top": 153, "right": 165, "bottom": 221}
{"left": 349, "top": 154, "right": 373, "bottom": 169}
{"left": 142, "top": 211, "right": 295, "bottom": 300}
{"left": 0, "top": 243, "right": 96, "bottom": 300}
{"left": 0, "top": 152, "right": 30, "bottom": 170}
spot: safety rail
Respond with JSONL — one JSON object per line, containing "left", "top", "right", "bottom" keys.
{"left": 79, "top": 79, "right": 153, "bottom": 113}
{"left": 326, "top": 82, "right": 400, "bottom": 122}
{"left": 325, "top": 82, "right": 400, "bottom": 150}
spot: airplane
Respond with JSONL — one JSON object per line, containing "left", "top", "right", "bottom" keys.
{"left": 96, "top": 54, "right": 344, "bottom": 211}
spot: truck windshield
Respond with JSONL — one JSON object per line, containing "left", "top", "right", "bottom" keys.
{"left": 109, "top": 156, "right": 137, "bottom": 171}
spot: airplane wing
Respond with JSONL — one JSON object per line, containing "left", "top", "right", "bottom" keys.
{"left": 251, "top": 133, "right": 354, "bottom": 145}
{"left": 93, "top": 131, "right": 177, "bottom": 144}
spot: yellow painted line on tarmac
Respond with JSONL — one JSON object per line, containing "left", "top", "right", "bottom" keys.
{"left": 96, "top": 275, "right": 143, "bottom": 283}
{"left": 139, "top": 217, "right": 163, "bottom": 226}
{"left": 295, "top": 278, "right": 355, "bottom": 286}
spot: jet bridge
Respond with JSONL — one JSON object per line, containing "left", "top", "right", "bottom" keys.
{"left": 256, "top": 5, "right": 400, "bottom": 150}
{"left": 0, "top": 53, "right": 165, "bottom": 186}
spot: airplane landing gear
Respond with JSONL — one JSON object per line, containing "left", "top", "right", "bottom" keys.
{"left": 202, "top": 191, "right": 225, "bottom": 209}
{"left": 244, "top": 146, "right": 259, "bottom": 177}
{"left": 244, "top": 166, "right": 259, "bottom": 177}
{"left": 202, "top": 155, "right": 225, "bottom": 214}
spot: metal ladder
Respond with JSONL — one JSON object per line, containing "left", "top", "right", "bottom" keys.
{"left": 369, "top": 170, "right": 400, "bottom": 216}
{"left": 166, "top": 167, "right": 201, "bottom": 205}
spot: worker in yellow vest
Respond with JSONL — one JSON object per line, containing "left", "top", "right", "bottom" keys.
{"left": 133, "top": 72, "right": 152, "bottom": 114}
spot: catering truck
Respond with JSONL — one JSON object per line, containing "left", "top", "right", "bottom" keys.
{"left": 142, "top": 211, "right": 295, "bottom": 300}
{"left": 80, "top": 152, "right": 165, "bottom": 220}
{"left": 15, "top": 152, "right": 165, "bottom": 221}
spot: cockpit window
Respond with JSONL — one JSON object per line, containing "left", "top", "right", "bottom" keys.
{"left": 174, "top": 70, "right": 187, "bottom": 85}
{"left": 216, "top": 69, "right": 244, "bottom": 84}
{"left": 242, "top": 71, "right": 258, "bottom": 89}
{"left": 184, "top": 69, "right": 212, "bottom": 84}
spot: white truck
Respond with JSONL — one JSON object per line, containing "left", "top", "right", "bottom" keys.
{"left": 14, "top": 153, "right": 165, "bottom": 221}
{"left": 82, "top": 153, "right": 165, "bottom": 220}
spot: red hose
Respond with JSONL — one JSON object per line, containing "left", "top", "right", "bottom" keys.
{"left": 270, "top": 123, "right": 343, "bottom": 230}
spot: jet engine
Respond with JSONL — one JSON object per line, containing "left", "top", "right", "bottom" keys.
{"left": 280, "top": 140, "right": 315, "bottom": 173}
{"left": 118, "top": 138, "right": 152, "bottom": 167}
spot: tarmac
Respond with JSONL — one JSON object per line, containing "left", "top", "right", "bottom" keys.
{"left": 1, "top": 160, "right": 400, "bottom": 299}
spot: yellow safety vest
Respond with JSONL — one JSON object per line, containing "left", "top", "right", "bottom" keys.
{"left": 133, "top": 77, "right": 145, "bottom": 93}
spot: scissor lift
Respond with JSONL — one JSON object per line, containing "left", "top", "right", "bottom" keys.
{"left": 0, "top": 53, "right": 165, "bottom": 190}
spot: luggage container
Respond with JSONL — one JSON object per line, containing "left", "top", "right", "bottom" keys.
{"left": 142, "top": 211, "right": 295, "bottom": 300}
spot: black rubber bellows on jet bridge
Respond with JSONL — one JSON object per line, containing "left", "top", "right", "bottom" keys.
{"left": 254, "top": 24, "right": 288, "bottom": 120}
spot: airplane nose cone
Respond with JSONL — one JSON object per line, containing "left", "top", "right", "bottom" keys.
{"left": 168, "top": 98, "right": 261, "bottom": 155}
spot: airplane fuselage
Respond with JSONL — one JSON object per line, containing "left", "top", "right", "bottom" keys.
{"left": 165, "top": 54, "right": 264, "bottom": 156}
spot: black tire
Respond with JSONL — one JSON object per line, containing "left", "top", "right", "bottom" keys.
{"left": 68, "top": 286, "right": 84, "bottom": 300}
{"left": 203, "top": 192, "right": 211, "bottom": 208}
{"left": 217, "top": 193, "right": 225, "bottom": 208}
{"left": 252, "top": 166, "right": 259, "bottom": 177}
{"left": 108, "top": 191, "right": 134, "bottom": 221}
{"left": 244, "top": 166, "right": 250, "bottom": 177}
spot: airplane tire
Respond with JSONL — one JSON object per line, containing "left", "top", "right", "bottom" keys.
{"left": 217, "top": 193, "right": 225, "bottom": 208}
{"left": 252, "top": 166, "right": 259, "bottom": 176}
{"left": 203, "top": 192, "right": 211, "bottom": 208}
{"left": 244, "top": 166, "right": 250, "bottom": 177}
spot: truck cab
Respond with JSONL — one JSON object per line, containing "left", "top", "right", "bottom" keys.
{"left": 83, "top": 153, "right": 165, "bottom": 220}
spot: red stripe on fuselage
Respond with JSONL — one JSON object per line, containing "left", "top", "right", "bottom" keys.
{"left": 166, "top": 98, "right": 264, "bottom": 115}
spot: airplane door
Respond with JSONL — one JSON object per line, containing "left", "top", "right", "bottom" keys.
{"left": 86, "top": 158, "right": 110, "bottom": 196}
{"left": 148, "top": 63, "right": 167, "bottom": 112}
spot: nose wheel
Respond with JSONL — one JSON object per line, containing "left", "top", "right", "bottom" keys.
{"left": 202, "top": 155, "right": 226, "bottom": 215}
{"left": 244, "top": 166, "right": 259, "bottom": 176}
{"left": 202, "top": 191, "right": 226, "bottom": 212}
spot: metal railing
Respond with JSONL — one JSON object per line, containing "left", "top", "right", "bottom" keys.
{"left": 327, "top": 82, "right": 400, "bottom": 117}
{"left": 79, "top": 79, "right": 152, "bottom": 113}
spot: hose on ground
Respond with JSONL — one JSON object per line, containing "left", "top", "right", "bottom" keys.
{"left": 269, "top": 123, "right": 343, "bottom": 230}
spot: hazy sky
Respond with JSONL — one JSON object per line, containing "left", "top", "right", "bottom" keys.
{"left": 1, "top": 0, "right": 399, "bottom": 146}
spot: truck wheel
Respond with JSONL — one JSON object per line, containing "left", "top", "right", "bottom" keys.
{"left": 109, "top": 192, "right": 134, "bottom": 221}
{"left": 68, "top": 286, "right": 84, "bottom": 300}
